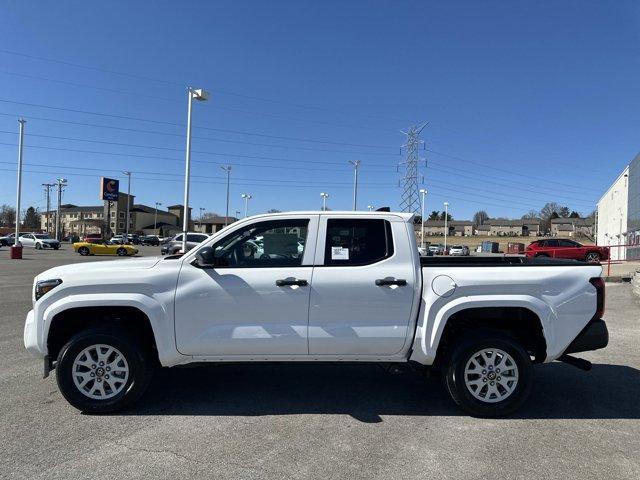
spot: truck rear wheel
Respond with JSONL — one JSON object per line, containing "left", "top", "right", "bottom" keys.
{"left": 442, "top": 331, "right": 533, "bottom": 417}
{"left": 55, "top": 328, "right": 153, "bottom": 413}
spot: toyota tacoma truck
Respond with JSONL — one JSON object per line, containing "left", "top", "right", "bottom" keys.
{"left": 24, "top": 211, "right": 608, "bottom": 416}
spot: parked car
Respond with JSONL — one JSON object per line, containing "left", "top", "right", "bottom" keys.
{"left": 0, "top": 232, "right": 29, "bottom": 246}
{"left": 62, "top": 235, "right": 80, "bottom": 243}
{"left": 19, "top": 233, "right": 61, "bottom": 250}
{"left": 418, "top": 246, "right": 430, "bottom": 256}
{"left": 526, "top": 239, "right": 609, "bottom": 263}
{"left": 160, "top": 232, "right": 209, "bottom": 255}
{"left": 25, "top": 211, "right": 607, "bottom": 416}
{"left": 82, "top": 233, "right": 104, "bottom": 244}
{"left": 428, "top": 243, "right": 446, "bottom": 255}
{"left": 139, "top": 235, "right": 160, "bottom": 246}
{"left": 72, "top": 241, "right": 138, "bottom": 256}
{"left": 449, "top": 245, "right": 470, "bottom": 256}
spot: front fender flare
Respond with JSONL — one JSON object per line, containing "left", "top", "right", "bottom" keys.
{"left": 41, "top": 293, "right": 183, "bottom": 366}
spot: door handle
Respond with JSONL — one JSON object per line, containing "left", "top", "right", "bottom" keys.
{"left": 375, "top": 278, "right": 407, "bottom": 287}
{"left": 276, "top": 278, "right": 308, "bottom": 287}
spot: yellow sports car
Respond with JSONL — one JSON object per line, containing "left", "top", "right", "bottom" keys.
{"left": 73, "top": 241, "right": 139, "bottom": 256}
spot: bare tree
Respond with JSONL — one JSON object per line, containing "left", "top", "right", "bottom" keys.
{"left": 521, "top": 209, "right": 539, "bottom": 220}
{"left": 473, "top": 210, "right": 489, "bottom": 227}
{"left": 0, "top": 204, "right": 16, "bottom": 227}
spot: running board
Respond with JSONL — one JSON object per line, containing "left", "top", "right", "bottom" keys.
{"left": 557, "top": 354, "right": 592, "bottom": 371}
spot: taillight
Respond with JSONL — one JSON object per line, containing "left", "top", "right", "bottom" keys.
{"left": 589, "top": 277, "right": 605, "bottom": 319}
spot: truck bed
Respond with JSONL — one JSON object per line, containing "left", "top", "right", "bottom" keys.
{"left": 420, "top": 256, "right": 593, "bottom": 267}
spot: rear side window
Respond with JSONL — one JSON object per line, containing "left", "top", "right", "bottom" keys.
{"left": 324, "top": 219, "right": 394, "bottom": 266}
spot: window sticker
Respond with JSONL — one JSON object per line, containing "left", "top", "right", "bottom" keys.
{"left": 331, "top": 246, "right": 349, "bottom": 260}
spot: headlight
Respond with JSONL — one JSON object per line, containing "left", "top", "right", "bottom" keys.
{"left": 35, "top": 279, "right": 63, "bottom": 300}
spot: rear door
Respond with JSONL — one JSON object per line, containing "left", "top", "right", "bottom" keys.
{"left": 20, "top": 234, "right": 35, "bottom": 247}
{"left": 308, "top": 216, "right": 417, "bottom": 356}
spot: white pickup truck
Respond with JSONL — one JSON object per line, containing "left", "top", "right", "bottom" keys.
{"left": 24, "top": 211, "right": 608, "bottom": 416}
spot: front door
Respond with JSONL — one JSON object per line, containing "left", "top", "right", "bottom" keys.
{"left": 175, "top": 216, "right": 318, "bottom": 356}
{"left": 308, "top": 216, "right": 418, "bottom": 356}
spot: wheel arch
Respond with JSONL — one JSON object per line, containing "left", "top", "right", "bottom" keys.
{"left": 42, "top": 294, "right": 180, "bottom": 366}
{"left": 410, "top": 296, "right": 553, "bottom": 366}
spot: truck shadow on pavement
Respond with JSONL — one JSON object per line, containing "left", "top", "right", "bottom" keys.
{"left": 122, "top": 362, "right": 640, "bottom": 422}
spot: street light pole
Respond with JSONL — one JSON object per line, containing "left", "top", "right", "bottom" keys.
{"left": 241, "top": 193, "right": 252, "bottom": 217}
{"left": 154, "top": 202, "right": 162, "bottom": 235}
{"left": 221, "top": 166, "right": 231, "bottom": 226}
{"left": 443, "top": 201, "right": 449, "bottom": 252}
{"left": 419, "top": 188, "right": 427, "bottom": 249}
{"left": 199, "top": 207, "right": 205, "bottom": 231}
{"left": 320, "top": 192, "right": 329, "bottom": 211}
{"left": 348, "top": 160, "right": 361, "bottom": 210}
{"left": 181, "top": 87, "right": 209, "bottom": 253}
{"left": 14, "top": 119, "right": 25, "bottom": 248}
{"left": 123, "top": 171, "right": 131, "bottom": 237}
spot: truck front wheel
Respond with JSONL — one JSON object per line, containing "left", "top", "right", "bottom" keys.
{"left": 442, "top": 331, "right": 533, "bottom": 417}
{"left": 55, "top": 328, "right": 154, "bottom": 413}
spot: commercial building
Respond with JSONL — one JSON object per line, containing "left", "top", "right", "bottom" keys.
{"left": 597, "top": 153, "right": 640, "bottom": 260}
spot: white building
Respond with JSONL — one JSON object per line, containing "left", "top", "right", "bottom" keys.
{"left": 596, "top": 155, "right": 639, "bottom": 261}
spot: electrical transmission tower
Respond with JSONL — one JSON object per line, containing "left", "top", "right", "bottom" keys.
{"left": 398, "top": 123, "right": 427, "bottom": 215}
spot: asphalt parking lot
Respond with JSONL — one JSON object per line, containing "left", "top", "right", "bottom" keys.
{"left": 1, "top": 246, "right": 639, "bottom": 480}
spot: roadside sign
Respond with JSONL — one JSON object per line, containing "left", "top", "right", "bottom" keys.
{"left": 100, "top": 177, "right": 119, "bottom": 201}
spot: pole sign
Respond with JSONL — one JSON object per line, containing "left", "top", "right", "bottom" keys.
{"left": 100, "top": 177, "right": 119, "bottom": 201}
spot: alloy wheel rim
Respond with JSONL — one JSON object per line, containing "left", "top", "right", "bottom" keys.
{"left": 72, "top": 344, "right": 129, "bottom": 400}
{"left": 586, "top": 253, "right": 599, "bottom": 262}
{"left": 464, "top": 348, "right": 519, "bottom": 403}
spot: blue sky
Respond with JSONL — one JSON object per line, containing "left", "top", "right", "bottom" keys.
{"left": 0, "top": 1, "right": 638, "bottom": 220}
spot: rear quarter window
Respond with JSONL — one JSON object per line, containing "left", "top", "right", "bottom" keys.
{"left": 324, "top": 219, "right": 394, "bottom": 266}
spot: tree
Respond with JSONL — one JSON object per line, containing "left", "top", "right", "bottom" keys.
{"left": 521, "top": 209, "right": 539, "bottom": 220}
{"left": 539, "top": 202, "right": 564, "bottom": 232}
{"left": 23, "top": 206, "right": 41, "bottom": 229}
{"left": 428, "top": 211, "right": 440, "bottom": 221}
{"left": 558, "top": 206, "right": 571, "bottom": 218}
{"left": 473, "top": 210, "right": 489, "bottom": 227}
{"left": 267, "top": 209, "right": 281, "bottom": 213}
{"left": 200, "top": 212, "right": 222, "bottom": 220}
{"left": 439, "top": 212, "right": 453, "bottom": 221}
{"left": 0, "top": 204, "right": 16, "bottom": 227}
{"left": 569, "top": 211, "right": 580, "bottom": 218}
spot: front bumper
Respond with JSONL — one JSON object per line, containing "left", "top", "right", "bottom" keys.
{"left": 23, "top": 309, "right": 44, "bottom": 357}
{"left": 563, "top": 319, "right": 609, "bottom": 355}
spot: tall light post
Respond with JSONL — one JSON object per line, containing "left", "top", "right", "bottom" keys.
{"left": 220, "top": 165, "right": 232, "bottom": 226}
{"left": 320, "top": 192, "right": 329, "bottom": 211}
{"left": 199, "top": 207, "right": 205, "bottom": 231}
{"left": 122, "top": 171, "right": 132, "bottom": 237}
{"left": 13, "top": 118, "right": 25, "bottom": 250}
{"left": 241, "top": 193, "right": 252, "bottom": 217}
{"left": 181, "top": 87, "right": 209, "bottom": 253}
{"left": 154, "top": 202, "right": 162, "bottom": 235}
{"left": 348, "top": 160, "right": 361, "bottom": 210}
{"left": 443, "top": 201, "right": 449, "bottom": 252}
{"left": 419, "top": 188, "right": 427, "bottom": 249}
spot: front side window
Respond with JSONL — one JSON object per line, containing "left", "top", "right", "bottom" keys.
{"left": 324, "top": 219, "right": 393, "bottom": 266}
{"left": 212, "top": 219, "right": 309, "bottom": 268}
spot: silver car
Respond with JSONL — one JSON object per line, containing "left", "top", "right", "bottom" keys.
{"left": 449, "top": 245, "right": 470, "bottom": 256}
{"left": 19, "top": 233, "right": 61, "bottom": 250}
{"left": 161, "top": 232, "right": 209, "bottom": 255}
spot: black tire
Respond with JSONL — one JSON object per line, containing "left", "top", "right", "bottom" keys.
{"left": 78, "top": 246, "right": 90, "bottom": 256}
{"left": 535, "top": 253, "right": 549, "bottom": 258}
{"left": 585, "top": 252, "right": 600, "bottom": 263}
{"left": 116, "top": 248, "right": 127, "bottom": 256}
{"left": 55, "top": 328, "right": 154, "bottom": 413}
{"left": 35, "top": 243, "right": 41, "bottom": 250}
{"left": 442, "top": 330, "right": 533, "bottom": 417}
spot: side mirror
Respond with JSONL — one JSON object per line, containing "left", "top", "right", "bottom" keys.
{"left": 194, "top": 246, "right": 228, "bottom": 268}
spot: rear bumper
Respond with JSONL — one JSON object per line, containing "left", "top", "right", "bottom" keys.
{"left": 563, "top": 319, "right": 609, "bottom": 355}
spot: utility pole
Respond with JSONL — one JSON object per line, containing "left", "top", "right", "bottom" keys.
{"left": 123, "top": 171, "right": 132, "bottom": 237}
{"left": 42, "top": 183, "right": 55, "bottom": 235}
{"left": 154, "top": 202, "right": 162, "bottom": 235}
{"left": 348, "top": 160, "right": 361, "bottom": 210}
{"left": 320, "top": 192, "right": 329, "bottom": 211}
{"left": 241, "top": 193, "right": 252, "bottom": 217}
{"left": 14, "top": 119, "right": 26, "bottom": 249}
{"left": 399, "top": 123, "right": 427, "bottom": 215}
{"left": 55, "top": 178, "right": 67, "bottom": 241}
{"left": 220, "top": 166, "right": 231, "bottom": 226}
{"left": 444, "top": 201, "right": 449, "bottom": 252}
{"left": 419, "top": 189, "right": 427, "bottom": 249}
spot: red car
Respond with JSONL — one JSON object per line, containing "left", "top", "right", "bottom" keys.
{"left": 525, "top": 239, "right": 609, "bottom": 263}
